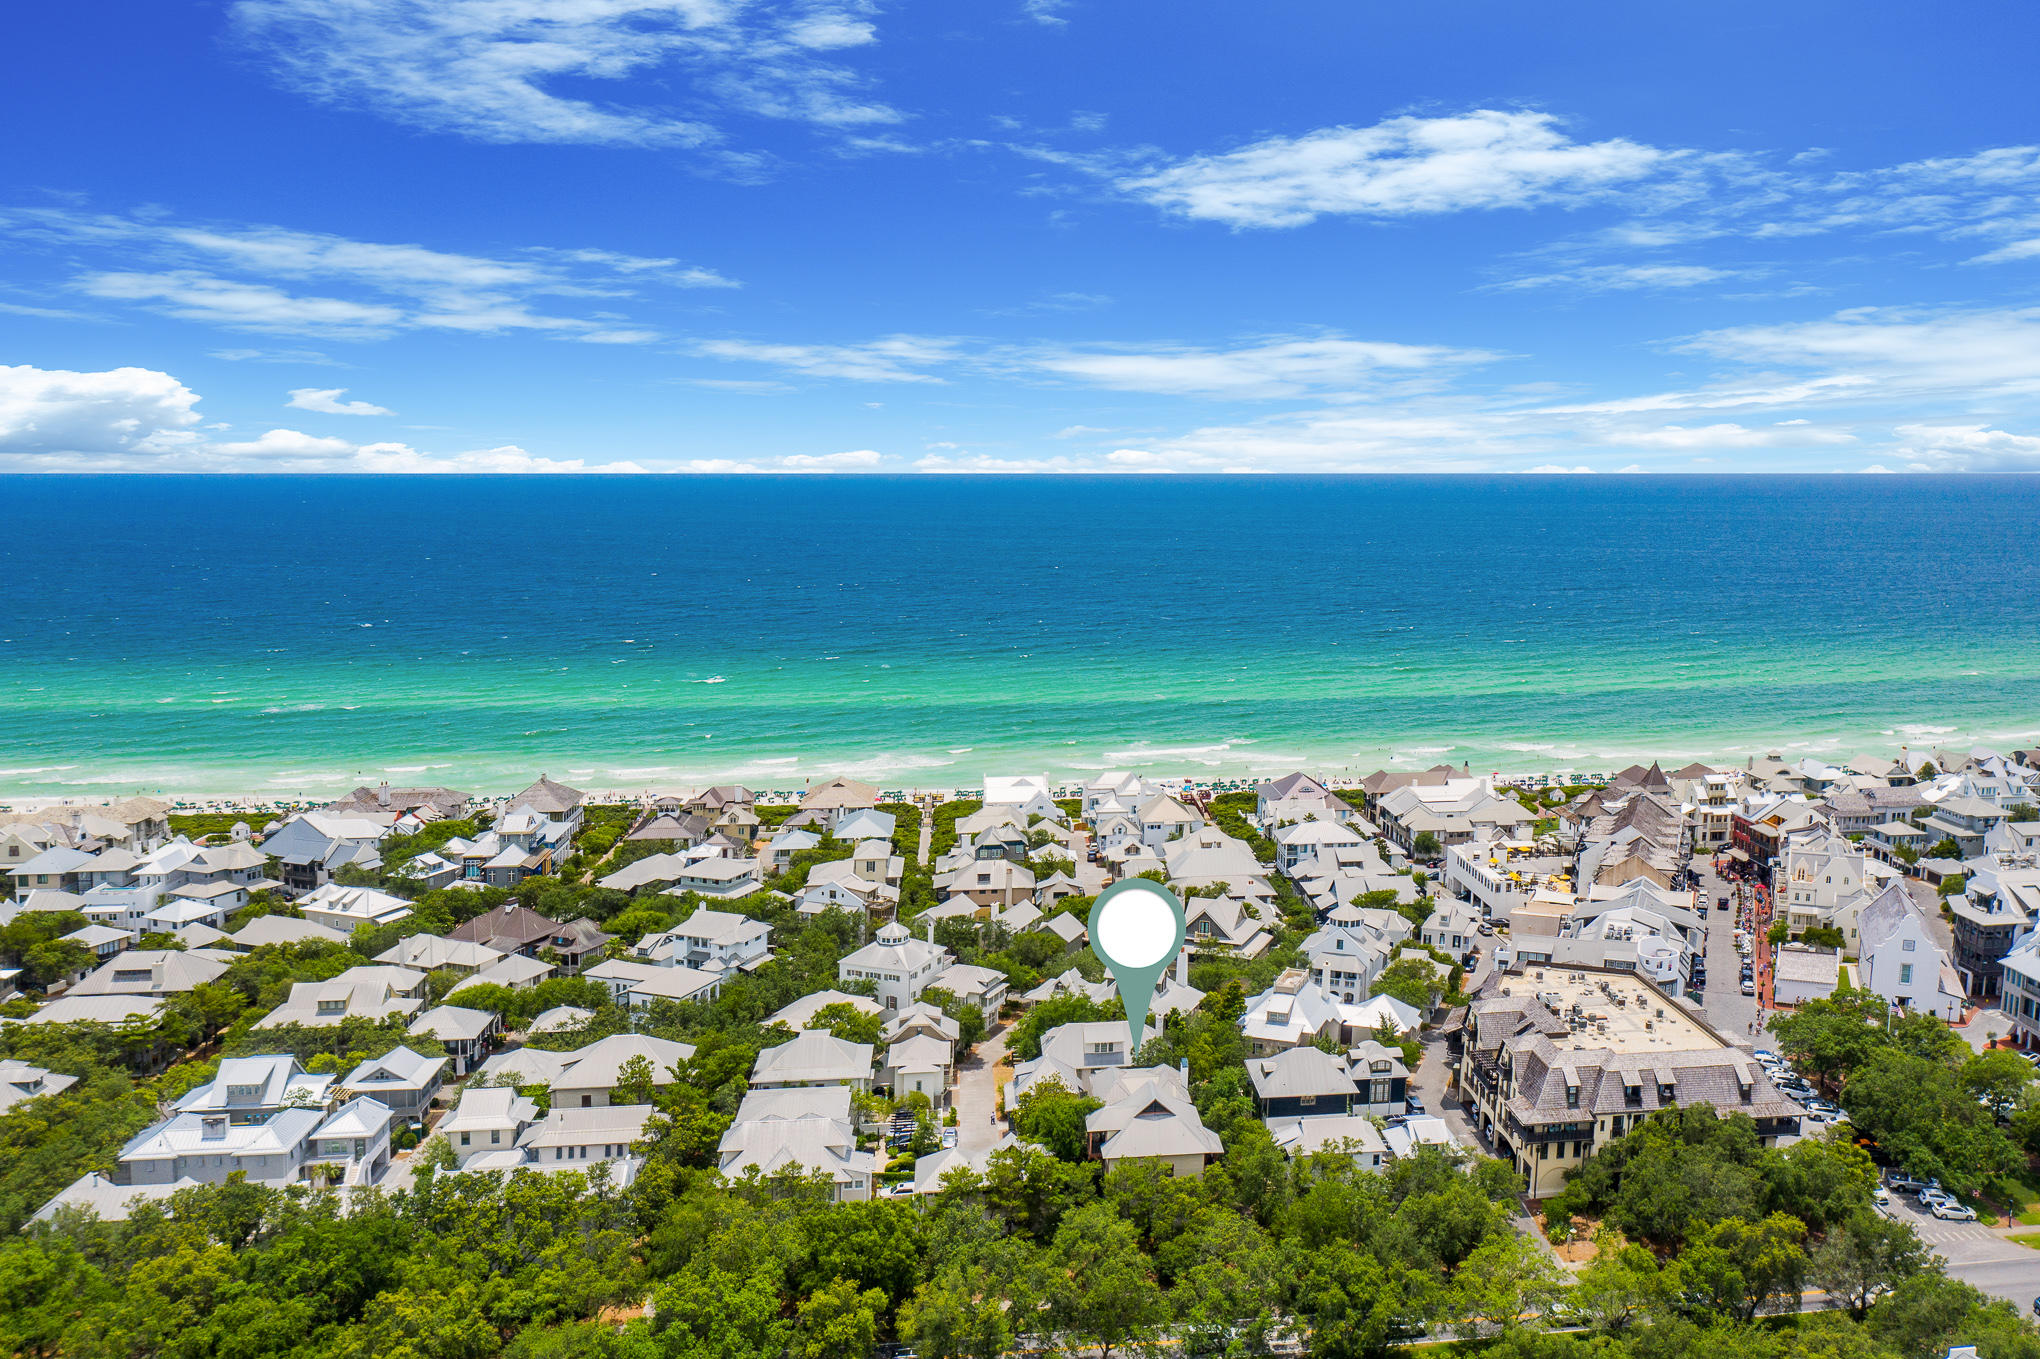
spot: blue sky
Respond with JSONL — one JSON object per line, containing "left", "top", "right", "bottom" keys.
{"left": 6, "top": 0, "right": 2040, "bottom": 473}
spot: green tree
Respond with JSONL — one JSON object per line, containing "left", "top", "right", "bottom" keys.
{"left": 1042, "top": 1202, "right": 1169, "bottom": 1359}
{"left": 1570, "top": 1238, "right": 1671, "bottom": 1333}
{"left": 1960, "top": 1049, "right": 2033, "bottom": 1121}
{"left": 793, "top": 1276, "right": 886, "bottom": 1359}
{"left": 1808, "top": 1209, "right": 1933, "bottom": 1318}
{"left": 1673, "top": 1214, "right": 1808, "bottom": 1323}
{"left": 1010, "top": 1077, "right": 1101, "bottom": 1163}
{"left": 1451, "top": 1231, "right": 1565, "bottom": 1338}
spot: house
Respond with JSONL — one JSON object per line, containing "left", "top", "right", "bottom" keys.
{"left": 1083, "top": 771, "right": 1163, "bottom": 819}
{"left": 449, "top": 954, "right": 555, "bottom": 994}
{"left": 28, "top": 994, "right": 168, "bottom": 1026}
{"left": 940, "top": 859, "right": 1035, "bottom": 911}
{"left": 173, "top": 1054, "right": 336, "bottom": 1119}
{"left": 1240, "top": 970, "right": 1421, "bottom": 1056}
{"left": 834, "top": 809, "right": 898, "bottom": 844}
{"left": 228, "top": 915, "right": 353, "bottom": 951}
{"left": 408, "top": 1004, "right": 501, "bottom": 1075}
{"left": 661, "top": 856, "right": 763, "bottom": 899}
{"left": 768, "top": 989, "right": 883, "bottom": 1030}
{"left": 339, "top": 1046, "right": 449, "bottom": 1122}
{"left": 296, "top": 883, "right": 413, "bottom": 933}
{"left": 262, "top": 812, "right": 392, "bottom": 894}
{"left": 502, "top": 775, "right": 587, "bottom": 840}
{"left": 326, "top": 782, "right": 472, "bottom": 820}
{"left": 1009, "top": 1021, "right": 1159, "bottom": 1100}
{"left": 762, "top": 828, "right": 822, "bottom": 875}
{"left": 498, "top": 1105, "right": 655, "bottom": 1184}
{"left": 626, "top": 810, "right": 712, "bottom": 845}
{"left": 1382, "top": 1116, "right": 1462, "bottom": 1161}
{"left": 117, "top": 1105, "right": 320, "bottom": 1187}
{"left": 750, "top": 1029, "right": 875, "bottom": 1091}
{"left": 886, "top": 1033, "right": 954, "bottom": 1105}
{"left": 448, "top": 903, "right": 612, "bottom": 965}
{"left": 1181, "top": 895, "right": 1273, "bottom": 957}
{"left": 717, "top": 1086, "right": 879, "bottom": 1201}
{"left": 637, "top": 908, "right": 772, "bottom": 971}
{"left": 1257, "top": 772, "right": 1347, "bottom": 827}
{"left": 0, "top": 1059, "right": 78, "bottom": 1114}
{"left": 1300, "top": 906, "right": 1393, "bottom": 1002}
{"left": 686, "top": 785, "right": 756, "bottom": 814}
{"left": 799, "top": 777, "right": 881, "bottom": 830}
{"left": 1445, "top": 965, "right": 1802, "bottom": 1197}
{"left": 1247, "top": 1041, "right": 1410, "bottom": 1121}
{"left": 374, "top": 933, "right": 506, "bottom": 974}
{"left": 1856, "top": 886, "right": 1968, "bottom": 1021}
{"left": 301, "top": 1096, "right": 397, "bottom": 1186}
{"left": 1134, "top": 795, "right": 1200, "bottom": 850}
{"left": 1421, "top": 899, "right": 1482, "bottom": 956}
{"left": 1266, "top": 1113, "right": 1387, "bottom": 1168}
{"left": 983, "top": 775, "right": 1061, "bottom": 821}
{"left": 1085, "top": 1070, "right": 1222, "bottom": 1175}
{"left": 837, "top": 920, "right": 952, "bottom": 1011}
{"left": 583, "top": 958, "right": 724, "bottom": 1008}
{"left": 1274, "top": 817, "right": 1365, "bottom": 873}
{"left": 440, "top": 1086, "right": 539, "bottom": 1164}
{"left": 254, "top": 967, "right": 426, "bottom": 1029}
{"left": 851, "top": 840, "right": 905, "bottom": 887}
{"left": 1776, "top": 831, "right": 1876, "bottom": 941}
{"left": 927, "top": 962, "right": 1009, "bottom": 1016}
{"left": 68, "top": 948, "right": 228, "bottom": 998}
{"left": 478, "top": 1033, "right": 696, "bottom": 1108}
{"left": 141, "top": 881, "right": 248, "bottom": 934}
{"left": 1773, "top": 947, "right": 1843, "bottom": 1006}
{"left": 61, "top": 924, "right": 133, "bottom": 970}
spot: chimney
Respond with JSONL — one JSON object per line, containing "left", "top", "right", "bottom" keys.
{"left": 925, "top": 916, "right": 935, "bottom": 944}
{"left": 1175, "top": 947, "right": 1189, "bottom": 986}
{"left": 378, "top": 781, "right": 391, "bottom": 808}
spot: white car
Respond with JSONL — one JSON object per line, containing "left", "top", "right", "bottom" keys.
{"left": 1931, "top": 1201, "right": 1978, "bottom": 1222}
{"left": 1872, "top": 1187, "right": 1891, "bottom": 1206}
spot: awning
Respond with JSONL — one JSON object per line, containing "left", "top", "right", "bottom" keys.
{"left": 1724, "top": 848, "right": 1750, "bottom": 862}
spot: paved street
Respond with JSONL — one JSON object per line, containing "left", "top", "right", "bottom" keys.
{"left": 1879, "top": 1188, "right": 2040, "bottom": 1309}
{"left": 952, "top": 1023, "right": 1011, "bottom": 1152}
{"left": 1690, "top": 857, "right": 1766, "bottom": 1041}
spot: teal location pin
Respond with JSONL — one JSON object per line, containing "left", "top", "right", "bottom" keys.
{"left": 1088, "top": 878, "right": 1187, "bottom": 1057}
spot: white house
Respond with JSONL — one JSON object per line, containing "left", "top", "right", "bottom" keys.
{"left": 837, "top": 920, "right": 951, "bottom": 1011}
{"left": 637, "top": 908, "right": 772, "bottom": 971}
{"left": 1857, "top": 886, "right": 1967, "bottom": 1021}
{"left": 440, "top": 1086, "right": 538, "bottom": 1164}
{"left": 717, "top": 1086, "right": 878, "bottom": 1201}
{"left": 296, "top": 883, "right": 414, "bottom": 933}
{"left": 750, "top": 1029, "right": 875, "bottom": 1091}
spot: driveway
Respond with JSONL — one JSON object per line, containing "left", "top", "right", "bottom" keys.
{"left": 1879, "top": 1188, "right": 2040, "bottom": 1308}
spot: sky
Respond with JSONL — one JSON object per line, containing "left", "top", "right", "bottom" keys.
{"left": 5, "top": 0, "right": 2040, "bottom": 474}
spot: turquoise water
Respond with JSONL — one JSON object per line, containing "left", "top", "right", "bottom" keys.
{"left": 0, "top": 474, "right": 2034, "bottom": 800}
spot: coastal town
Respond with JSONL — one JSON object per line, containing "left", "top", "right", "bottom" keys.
{"left": 4, "top": 747, "right": 2040, "bottom": 1355}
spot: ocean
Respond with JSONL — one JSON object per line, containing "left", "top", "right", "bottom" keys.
{"left": 1, "top": 473, "right": 2035, "bottom": 802}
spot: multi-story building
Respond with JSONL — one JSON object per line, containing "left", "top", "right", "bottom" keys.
{"left": 1446, "top": 964, "right": 1801, "bottom": 1198}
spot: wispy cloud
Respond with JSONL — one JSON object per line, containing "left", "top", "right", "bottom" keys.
{"left": 1, "top": 206, "right": 732, "bottom": 342}
{"left": 690, "top": 329, "right": 1498, "bottom": 397}
{"left": 230, "top": 0, "right": 901, "bottom": 162}
{"left": 1487, "top": 262, "right": 1743, "bottom": 292}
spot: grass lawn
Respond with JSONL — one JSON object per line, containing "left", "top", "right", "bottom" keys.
{"left": 2011, "top": 1234, "right": 2040, "bottom": 1251}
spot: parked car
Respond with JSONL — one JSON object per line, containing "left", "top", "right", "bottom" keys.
{"left": 1741, "top": 979, "right": 1757, "bottom": 995}
{"left": 1753, "top": 1049, "right": 1779, "bottom": 1062}
{"left": 1889, "top": 1171, "right": 1936, "bottom": 1195}
{"left": 1405, "top": 1095, "right": 1426, "bottom": 1116}
{"left": 1718, "top": 896, "right": 1730, "bottom": 909}
{"left": 1919, "top": 1189, "right": 1956, "bottom": 1210}
{"left": 1931, "top": 1201, "right": 1978, "bottom": 1222}
{"left": 1872, "top": 1186, "right": 1891, "bottom": 1206}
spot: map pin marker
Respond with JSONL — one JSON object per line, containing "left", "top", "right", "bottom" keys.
{"left": 1088, "top": 878, "right": 1187, "bottom": 1057}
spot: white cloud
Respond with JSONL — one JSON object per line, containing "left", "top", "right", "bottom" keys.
{"left": 694, "top": 329, "right": 1494, "bottom": 397}
{"left": 0, "top": 361, "right": 644, "bottom": 471}
{"left": 779, "top": 449, "right": 882, "bottom": 468}
{"left": 1490, "top": 263, "right": 1738, "bottom": 292}
{"left": 4, "top": 206, "right": 732, "bottom": 343}
{"left": 1679, "top": 305, "right": 2040, "bottom": 399}
{"left": 287, "top": 386, "right": 392, "bottom": 415}
{"left": 692, "top": 336, "right": 959, "bottom": 382}
{"left": 1525, "top": 464, "right": 1595, "bottom": 473}
{"left": 1115, "top": 110, "right": 1669, "bottom": 228}
{"left": 1888, "top": 422, "right": 2040, "bottom": 470}
{"left": 230, "top": 0, "right": 900, "bottom": 154}
{"left": 0, "top": 364, "right": 205, "bottom": 465}
{"left": 1020, "top": 335, "right": 1494, "bottom": 398}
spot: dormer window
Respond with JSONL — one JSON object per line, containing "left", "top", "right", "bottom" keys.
{"left": 1658, "top": 1083, "right": 1675, "bottom": 1103}
{"left": 1565, "top": 1084, "right": 1579, "bottom": 1109}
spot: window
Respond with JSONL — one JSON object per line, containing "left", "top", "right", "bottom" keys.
{"left": 1538, "top": 1142, "right": 1549, "bottom": 1159}
{"left": 461, "top": 1132, "right": 471, "bottom": 1146}
{"left": 1565, "top": 1085, "right": 1579, "bottom": 1109}
{"left": 1902, "top": 939, "right": 1916, "bottom": 952}
{"left": 490, "top": 1130, "right": 501, "bottom": 1145}
{"left": 582, "top": 1095, "right": 593, "bottom": 1107}
{"left": 1900, "top": 963, "right": 1913, "bottom": 985}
